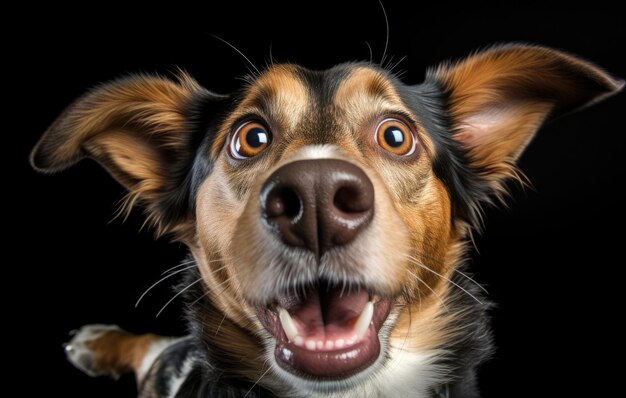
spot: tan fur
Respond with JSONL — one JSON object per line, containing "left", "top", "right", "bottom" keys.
{"left": 38, "top": 73, "right": 199, "bottom": 171}
{"left": 432, "top": 45, "right": 622, "bottom": 192}
{"left": 192, "top": 65, "right": 460, "bottom": 378}
{"left": 31, "top": 73, "right": 205, "bottom": 240}
{"left": 334, "top": 67, "right": 436, "bottom": 155}
{"left": 33, "top": 44, "right": 620, "bottom": 394}
{"left": 210, "top": 65, "right": 310, "bottom": 159}
{"left": 191, "top": 65, "right": 469, "bottom": 385}
{"left": 85, "top": 330, "right": 160, "bottom": 378}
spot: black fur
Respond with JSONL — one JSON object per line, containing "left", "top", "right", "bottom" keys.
{"left": 187, "top": 94, "right": 238, "bottom": 212}
{"left": 139, "top": 338, "right": 196, "bottom": 397}
{"left": 183, "top": 64, "right": 495, "bottom": 234}
{"left": 139, "top": 331, "right": 275, "bottom": 398}
{"left": 141, "top": 261, "right": 492, "bottom": 397}
{"left": 392, "top": 79, "right": 493, "bottom": 229}
{"left": 137, "top": 64, "right": 497, "bottom": 397}
{"left": 138, "top": 262, "right": 277, "bottom": 398}
{"left": 436, "top": 266, "right": 494, "bottom": 397}
{"left": 155, "top": 89, "right": 230, "bottom": 229}
{"left": 33, "top": 43, "right": 620, "bottom": 397}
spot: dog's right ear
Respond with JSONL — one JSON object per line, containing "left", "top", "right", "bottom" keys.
{"left": 31, "top": 73, "right": 225, "bottom": 238}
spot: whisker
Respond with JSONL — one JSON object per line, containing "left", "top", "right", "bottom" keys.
{"left": 364, "top": 40, "right": 373, "bottom": 64}
{"left": 454, "top": 268, "right": 489, "bottom": 294}
{"left": 135, "top": 265, "right": 197, "bottom": 308}
{"left": 405, "top": 255, "right": 483, "bottom": 305}
{"left": 415, "top": 281, "right": 422, "bottom": 313}
{"left": 406, "top": 269, "right": 448, "bottom": 312}
{"left": 244, "top": 366, "right": 272, "bottom": 398}
{"left": 214, "top": 313, "right": 227, "bottom": 337}
{"left": 387, "top": 55, "right": 407, "bottom": 73}
{"left": 268, "top": 41, "right": 274, "bottom": 66}
{"left": 189, "top": 275, "right": 234, "bottom": 307}
{"left": 410, "top": 251, "right": 488, "bottom": 295}
{"left": 136, "top": 259, "right": 229, "bottom": 308}
{"left": 395, "top": 293, "right": 414, "bottom": 354}
{"left": 378, "top": 0, "right": 390, "bottom": 66}
{"left": 190, "top": 290, "right": 210, "bottom": 308}
{"left": 210, "top": 34, "right": 260, "bottom": 75}
{"left": 408, "top": 250, "right": 446, "bottom": 266}
{"left": 161, "top": 259, "right": 196, "bottom": 276}
{"left": 468, "top": 228, "right": 481, "bottom": 255}
{"left": 156, "top": 278, "right": 204, "bottom": 318}
{"left": 161, "top": 257, "right": 232, "bottom": 275}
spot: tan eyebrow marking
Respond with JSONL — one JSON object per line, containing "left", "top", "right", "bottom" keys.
{"left": 240, "top": 65, "right": 309, "bottom": 128}
{"left": 334, "top": 67, "right": 404, "bottom": 113}
{"left": 333, "top": 67, "right": 435, "bottom": 155}
{"left": 211, "top": 65, "right": 310, "bottom": 157}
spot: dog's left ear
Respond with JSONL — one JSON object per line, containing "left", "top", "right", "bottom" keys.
{"left": 430, "top": 44, "right": 623, "bottom": 182}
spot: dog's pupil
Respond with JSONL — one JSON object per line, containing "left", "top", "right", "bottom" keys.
{"left": 383, "top": 127, "right": 404, "bottom": 148}
{"left": 246, "top": 127, "right": 268, "bottom": 148}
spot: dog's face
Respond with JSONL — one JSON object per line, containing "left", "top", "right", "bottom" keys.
{"left": 195, "top": 64, "right": 452, "bottom": 387}
{"left": 31, "top": 45, "right": 621, "bottom": 395}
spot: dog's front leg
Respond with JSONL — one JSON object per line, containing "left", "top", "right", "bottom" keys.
{"left": 64, "top": 324, "right": 179, "bottom": 387}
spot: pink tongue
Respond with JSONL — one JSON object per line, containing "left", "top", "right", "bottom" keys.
{"left": 279, "top": 287, "right": 369, "bottom": 340}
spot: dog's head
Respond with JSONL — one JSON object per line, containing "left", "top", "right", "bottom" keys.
{"left": 32, "top": 45, "right": 621, "bottom": 394}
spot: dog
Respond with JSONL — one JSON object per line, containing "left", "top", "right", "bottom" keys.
{"left": 31, "top": 44, "right": 622, "bottom": 398}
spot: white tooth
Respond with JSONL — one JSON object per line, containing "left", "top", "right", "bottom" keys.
{"left": 354, "top": 301, "right": 374, "bottom": 339}
{"left": 278, "top": 307, "right": 298, "bottom": 341}
{"left": 305, "top": 340, "right": 316, "bottom": 350}
{"left": 325, "top": 340, "right": 334, "bottom": 350}
{"left": 294, "top": 336, "right": 304, "bottom": 346}
{"left": 335, "top": 339, "right": 345, "bottom": 348}
{"left": 316, "top": 341, "right": 324, "bottom": 350}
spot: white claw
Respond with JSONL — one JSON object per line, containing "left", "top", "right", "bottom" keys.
{"left": 278, "top": 307, "right": 299, "bottom": 342}
{"left": 354, "top": 301, "right": 374, "bottom": 339}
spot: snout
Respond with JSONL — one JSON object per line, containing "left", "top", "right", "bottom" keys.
{"left": 224, "top": 152, "right": 410, "bottom": 383}
{"left": 260, "top": 159, "right": 374, "bottom": 258}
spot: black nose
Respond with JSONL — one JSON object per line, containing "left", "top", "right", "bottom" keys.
{"left": 260, "top": 159, "right": 374, "bottom": 258}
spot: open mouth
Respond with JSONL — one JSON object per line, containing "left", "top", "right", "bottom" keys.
{"left": 257, "top": 281, "right": 392, "bottom": 379}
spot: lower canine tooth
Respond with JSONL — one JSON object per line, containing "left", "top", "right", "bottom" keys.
{"left": 354, "top": 301, "right": 374, "bottom": 339}
{"left": 278, "top": 307, "right": 298, "bottom": 341}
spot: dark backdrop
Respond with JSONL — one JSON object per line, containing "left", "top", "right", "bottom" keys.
{"left": 11, "top": 4, "right": 624, "bottom": 397}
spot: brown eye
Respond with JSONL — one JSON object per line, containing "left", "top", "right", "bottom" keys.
{"left": 230, "top": 121, "right": 271, "bottom": 159}
{"left": 375, "top": 118, "right": 416, "bottom": 156}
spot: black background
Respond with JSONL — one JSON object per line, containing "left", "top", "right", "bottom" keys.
{"left": 11, "top": 3, "right": 624, "bottom": 397}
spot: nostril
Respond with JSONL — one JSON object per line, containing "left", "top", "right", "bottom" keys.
{"left": 265, "top": 187, "right": 302, "bottom": 219}
{"left": 260, "top": 159, "right": 374, "bottom": 256}
{"left": 334, "top": 186, "right": 365, "bottom": 213}
{"left": 333, "top": 181, "right": 374, "bottom": 215}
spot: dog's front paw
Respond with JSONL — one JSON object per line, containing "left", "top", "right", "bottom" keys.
{"left": 64, "top": 324, "right": 122, "bottom": 377}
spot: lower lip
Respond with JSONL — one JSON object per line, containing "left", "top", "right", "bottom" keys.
{"left": 274, "top": 323, "right": 381, "bottom": 379}
{"left": 259, "top": 298, "right": 393, "bottom": 380}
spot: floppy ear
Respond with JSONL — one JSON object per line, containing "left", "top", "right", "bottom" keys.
{"left": 31, "top": 73, "right": 223, "bottom": 239}
{"left": 430, "top": 44, "right": 622, "bottom": 183}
